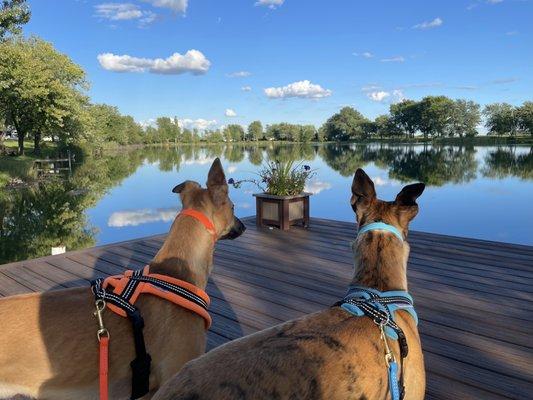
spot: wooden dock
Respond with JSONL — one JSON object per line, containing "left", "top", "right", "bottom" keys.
{"left": 0, "top": 217, "right": 531, "bottom": 399}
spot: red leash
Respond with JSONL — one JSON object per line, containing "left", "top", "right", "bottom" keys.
{"left": 94, "top": 299, "right": 110, "bottom": 400}
{"left": 99, "top": 336, "right": 109, "bottom": 400}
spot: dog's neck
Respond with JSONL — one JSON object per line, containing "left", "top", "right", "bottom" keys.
{"left": 350, "top": 232, "right": 410, "bottom": 292}
{"left": 149, "top": 216, "right": 215, "bottom": 289}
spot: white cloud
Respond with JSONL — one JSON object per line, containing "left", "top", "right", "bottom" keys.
{"left": 305, "top": 180, "right": 332, "bottom": 195}
{"left": 143, "top": 0, "right": 188, "bottom": 13}
{"left": 380, "top": 56, "right": 405, "bottom": 63}
{"left": 108, "top": 208, "right": 179, "bottom": 227}
{"left": 225, "top": 108, "right": 237, "bottom": 117}
{"left": 227, "top": 165, "right": 237, "bottom": 173}
{"left": 227, "top": 71, "right": 251, "bottom": 78}
{"left": 241, "top": 85, "right": 252, "bottom": 91}
{"left": 413, "top": 17, "right": 443, "bottom": 30}
{"left": 178, "top": 118, "right": 218, "bottom": 131}
{"left": 94, "top": 3, "right": 157, "bottom": 25}
{"left": 367, "top": 91, "right": 390, "bottom": 102}
{"left": 353, "top": 51, "right": 374, "bottom": 58}
{"left": 255, "top": 0, "right": 284, "bottom": 9}
{"left": 237, "top": 202, "right": 252, "bottom": 209}
{"left": 264, "top": 80, "right": 332, "bottom": 99}
{"left": 487, "top": 0, "right": 503, "bottom": 3}
{"left": 97, "top": 50, "right": 211, "bottom": 75}
{"left": 361, "top": 84, "right": 381, "bottom": 92}
{"left": 505, "top": 30, "right": 518, "bottom": 36}
{"left": 367, "top": 89, "right": 404, "bottom": 103}
{"left": 95, "top": 3, "right": 143, "bottom": 20}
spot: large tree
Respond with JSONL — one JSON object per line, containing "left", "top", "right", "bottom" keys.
{"left": 0, "top": 37, "right": 87, "bottom": 154}
{"left": 447, "top": 100, "right": 480, "bottom": 137}
{"left": 417, "top": 96, "right": 455, "bottom": 138}
{"left": 483, "top": 103, "right": 518, "bottom": 136}
{"left": 0, "top": 0, "right": 30, "bottom": 40}
{"left": 223, "top": 124, "right": 245, "bottom": 142}
{"left": 517, "top": 101, "right": 533, "bottom": 136}
{"left": 247, "top": 120, "right": 263, "bottom": 141}
{"left": 389, "top": 100, "right": 419, "bottom": 138}
{"left": 321, "top": 106, "right": 369, "bottom": 141}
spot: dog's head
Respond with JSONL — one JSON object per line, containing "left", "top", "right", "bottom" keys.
{"left": 350, "top": 168, "right": 425, "bottom": 239}
{"left": 172, "top": 158, "right": 246, "bottom": 241}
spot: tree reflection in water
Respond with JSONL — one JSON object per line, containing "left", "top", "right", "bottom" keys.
{"left": 1, "top": 143, "right": 531, "bottom": 263}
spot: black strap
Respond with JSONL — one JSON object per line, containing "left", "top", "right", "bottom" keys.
{"left": 91, "top": 277, "right": 152, "bottom": 400}
{"left": 128, "top": 309, "right": 152, "bottom": 400}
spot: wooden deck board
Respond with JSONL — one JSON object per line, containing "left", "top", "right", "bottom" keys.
{"left": 0, "top": 217, "right": 531, "bottom": 399}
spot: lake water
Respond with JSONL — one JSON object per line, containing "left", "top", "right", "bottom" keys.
{"left": 1, "top": 143, "right": 532, "bottom": 264}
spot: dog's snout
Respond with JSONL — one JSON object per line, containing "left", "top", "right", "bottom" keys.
{"left": 220, "top": 217, "right": 246, "bottom": 240}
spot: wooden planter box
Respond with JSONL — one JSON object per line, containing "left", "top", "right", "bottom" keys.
{"left": 253, "top": 192, "right": 311, "bottom": 231}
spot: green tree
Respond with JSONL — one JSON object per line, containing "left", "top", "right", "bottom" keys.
{"left": 247, "top": 121, "right": 263, "bottom": 141}
{"left": 181, "top": 128, "right": 194, "bottom": 143}
{"left": 84, "top": 104, "right": 143, "bottom": 147}
{"left": 389, "top": 100, "right": 419, "bottom": 138}
{"left": 0, "top": 37, "right": 87, "bottom": 154}
{"left": 320, "top": 107, "right": 369, "bottom": 141}
{"left": 204, "top": 129, "right": 224, "bottom": 142}
{"left": 417, "top": 96, "right": 455, "bottom": 138}
{"left": 224, "top": 124, "right": 245, "bottom": 142}
{"left": 374, "top": 115, "right": 391, "bottom": 139}
{"left": 0, "top": 0, "right": 30, "bottom": 40}
{"left": 517, "top": 102, "right": 533, "bottom": 136}
{"left": 447, "top": 100, "right": 480, "bottom": 137}
{"left": 156, "top": 117, "right": 181, "bottom": 143}
{"left": 483, "top": 103, "right": 518, "bottom": 136}
{"left": 299, "top": 125, "right": 316, "bottom": 142}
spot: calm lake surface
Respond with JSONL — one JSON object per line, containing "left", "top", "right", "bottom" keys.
{"left": 1, "top": 143, "right": 532, "bottom": 264}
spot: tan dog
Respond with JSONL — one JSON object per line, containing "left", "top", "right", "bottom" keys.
{"left": 153, "top": 168, "right": 426, "bottom": 400}
{"left": 0, "top": 158, "right": 246, "bottom": 400}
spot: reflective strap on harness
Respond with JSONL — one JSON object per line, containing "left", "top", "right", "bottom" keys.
{"left": 99, "top": 336, "right": 109, "bottom": 400}
{"left": 91, "top": 265, "right": 211, "bottom": 400}
{"left": 335, "top": 286, "right": 417, "bottom": 400}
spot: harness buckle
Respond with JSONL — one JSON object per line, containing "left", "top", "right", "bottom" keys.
{"left": 94, "top": 299, "right": 110, "bottom": 341}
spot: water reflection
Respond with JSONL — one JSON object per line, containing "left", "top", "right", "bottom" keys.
{"left": 1, "top": 143, "right": 532, "bottom": 263}
{"left": 482, "top": 147, "right": 533, "bottom": 180}
{"left": 320, "top": 144, "right": 478, "bottom": 186}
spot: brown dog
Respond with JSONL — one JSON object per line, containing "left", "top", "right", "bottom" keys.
{"left": 152, "top": 168, "right": 426, "bottom": 400}
{"left": 0, "top": 158, "right": 245, "bottom": 399}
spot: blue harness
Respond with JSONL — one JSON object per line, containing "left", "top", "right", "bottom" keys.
{"left": 336, "top": 222, "right": 417, "bottom": 400}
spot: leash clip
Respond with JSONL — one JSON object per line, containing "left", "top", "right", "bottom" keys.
{"left": 379, "top": 323, "right": 395, "bottom": 365}
{"left": 94, "top": 299, "right": 110, "bottom": 341}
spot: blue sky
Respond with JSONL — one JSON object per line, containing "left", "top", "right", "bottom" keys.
{"left": 26, "top": 0, "right": 532, "bottom": 130}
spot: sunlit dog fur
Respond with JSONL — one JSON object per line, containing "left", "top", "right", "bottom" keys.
{"left": 153, "top": 168, "right": 426, "bottom": 400}
{"left": 0, "top": 158, "right": 245, "bottom": 400}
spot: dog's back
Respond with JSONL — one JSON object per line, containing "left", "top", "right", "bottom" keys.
{"left": 154, "top": 307, "right": 424, "bottom": 400}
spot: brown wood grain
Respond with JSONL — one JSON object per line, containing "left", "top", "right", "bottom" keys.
{"left": 1, "top": 217, "right": 532, "bottom": 399}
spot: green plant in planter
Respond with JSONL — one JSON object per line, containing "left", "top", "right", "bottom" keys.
{"left": 229, "top": 160, "right": 315, "bottom": 196}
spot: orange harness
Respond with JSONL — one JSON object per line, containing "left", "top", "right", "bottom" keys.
{"left": 92, "top": 209, "right": 216, "bottom": 400}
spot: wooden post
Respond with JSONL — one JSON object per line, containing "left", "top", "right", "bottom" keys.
{"left": 303, "top": 195, "right": 310, "bottom": 228}
{"left": 281, "top": 199, "right": 290, "bottom": 231}
{"left": 256, "top": 196, "right": 263, "bottom": 227}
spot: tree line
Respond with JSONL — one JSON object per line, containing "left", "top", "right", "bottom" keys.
{"left": 0, "top": 0, "right": 532, "bottom": 156}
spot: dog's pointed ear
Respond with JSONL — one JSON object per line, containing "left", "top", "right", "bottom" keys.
{"left": 172, "top": 180, "right": 200, "bottom": 194}
{"left": 395, "top": 183, "right": 425, "bottom": 206}
{"left": 351, "top": 168, "right": 376, "bottom": 213}
{"left": 207, "top": 158, "right": 228, "bottom": 206}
